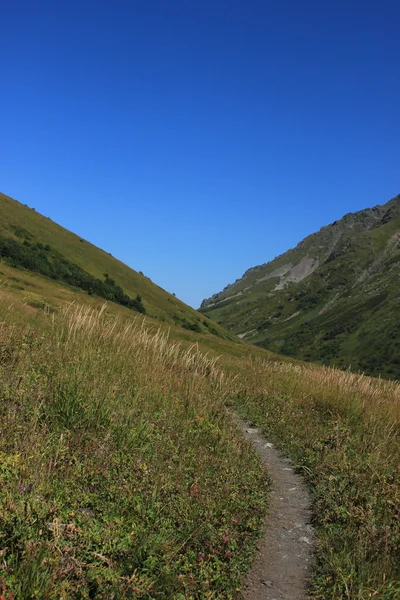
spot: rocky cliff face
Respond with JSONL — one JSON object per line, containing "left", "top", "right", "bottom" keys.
{"left": 200, "top": 194, "right": 400, "bottom": 379}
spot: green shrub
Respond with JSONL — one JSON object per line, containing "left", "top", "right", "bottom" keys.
{"left": 0, "top": 235, "right": 146, "bottom": 314}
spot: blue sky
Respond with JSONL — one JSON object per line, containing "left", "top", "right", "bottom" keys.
{"left": 1, "top": 1, "right": 399, "bottom": 307}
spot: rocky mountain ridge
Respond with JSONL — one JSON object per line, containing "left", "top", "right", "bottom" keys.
{"left": 200, "top": 194, "right": 400, "bottom": 379}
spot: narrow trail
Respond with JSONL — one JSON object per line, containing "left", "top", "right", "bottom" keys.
{"left": 234, "top": 415, "right": 314, "bottom": 600}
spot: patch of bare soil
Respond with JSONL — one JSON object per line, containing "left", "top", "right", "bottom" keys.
{"left": 235, "top": 416, "right": 314, "bottom": 600}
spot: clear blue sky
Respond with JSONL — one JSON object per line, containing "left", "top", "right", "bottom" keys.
{"left": 1, "top": 1, "right": 399, "bottom": 307}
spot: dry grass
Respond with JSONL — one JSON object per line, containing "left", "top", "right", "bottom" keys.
{"left": 0, "top": 303, "right": 268, "bottom": 599}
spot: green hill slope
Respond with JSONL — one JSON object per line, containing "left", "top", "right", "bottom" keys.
{"left": 200, "top": 194, "right": 400, "bottom": 379}
{"left": 0, "top": 191, "right": 233, "bottom": 341}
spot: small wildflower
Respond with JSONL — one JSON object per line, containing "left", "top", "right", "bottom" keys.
{"left": 20, "top": 483, "right": 34, "bottom": 493}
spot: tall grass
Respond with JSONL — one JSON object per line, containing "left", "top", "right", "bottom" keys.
{"left": 1, "top": 297, "right": 399, "bottom": 598}
{"left": 0, "top": 303, "right": 268, "bottom": 599}
{"left": 231, "top": 358, "right": 400, "bottom": 599}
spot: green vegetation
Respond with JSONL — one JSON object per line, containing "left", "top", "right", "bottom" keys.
{"left": 0, "top": 235, "right": 146, "bottom": 313}
{"left": 0, "top": 301, "right": 268, "bottom": 599}
{"left": 230, "top": 358, "right": 400, "bottom": 599}
{"left": 1, "top": 296, "right": 398, "bottom": 599}
{"left": 201, "top": 194, "right": 400, "bottom": 379}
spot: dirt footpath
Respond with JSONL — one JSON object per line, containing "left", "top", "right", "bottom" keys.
{"left": 235, "top": 416, "right": 314, "bottom": 600}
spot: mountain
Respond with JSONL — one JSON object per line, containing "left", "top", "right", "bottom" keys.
{"left": 200, "top": 194, "right": 400, "bottom": 379}
{"left": 0, "top": 191, "right": 234, "bottom": 342}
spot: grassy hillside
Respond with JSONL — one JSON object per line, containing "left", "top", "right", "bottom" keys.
{"left": 0, "top": 192, "right": 235, "bottom": 341}
{"left": 0, "top": 299, "right": 268, "bottom": 599}
{"left": 0, "top": 293, "right": 399, "bottom": 599}
{"left": 201, "top": 194, "right": 400, "bottom": 379}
